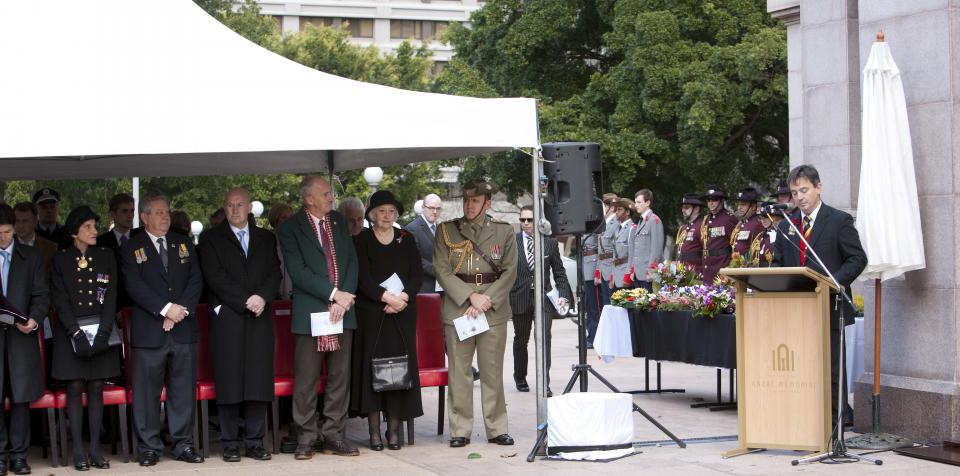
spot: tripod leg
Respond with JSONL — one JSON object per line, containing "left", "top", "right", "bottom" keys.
{"left": 526, "top": 426, "right": 548, "bottom": 462}
{"left": 586, "top": 367, "right": 686, "bottom": 448}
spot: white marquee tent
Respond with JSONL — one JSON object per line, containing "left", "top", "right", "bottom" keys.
{"left": 0, "top": 0, "right": 539, "bottom": 179}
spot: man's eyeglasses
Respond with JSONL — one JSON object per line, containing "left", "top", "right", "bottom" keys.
{"left": 423, "top": 206, "right": 441, "bottom": 212}
{"left": 519, "top": 218, "right": 534, "bottom": 223}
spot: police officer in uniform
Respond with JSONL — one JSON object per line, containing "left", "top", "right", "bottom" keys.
{"left": 731, "top": 187, "right": 765, "bottom": 264}
{"left": 33, "top": 188, "right": 71, "bottom": 250}
{"left": 433, "top": 179, "right": 518, "bottom": 448}
{"left": 596, "top": 193, "right": 619, "bottom": 302}
{"left": 580, "top": 225, "right": 601, "bottom": 348}
{"left": 675, "top": 193, "right": 705, "bottom": 279}
{"left": 610, "top": 198, "right": 634, "bottom": 291}
{"left": 700, "top": 186, "right": 737, "bottom": 283}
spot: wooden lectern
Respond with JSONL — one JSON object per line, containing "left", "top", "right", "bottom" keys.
{"left": 719, "top": 267, "right": 836, "bottom": 457}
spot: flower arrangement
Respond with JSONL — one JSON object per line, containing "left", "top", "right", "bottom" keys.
{"left": 649, "top": 261, "right": 702, "bottom": 292}
{"left": 853, "top": 294, "right": 864, "bottom": 317}
{"left": 611, "top": 287, "right": 653, "bottom": 310}
{"left": 611, "top": 283, "right": 735, "bottom": 318}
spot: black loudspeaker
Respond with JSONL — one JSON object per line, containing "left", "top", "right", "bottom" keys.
{"left": 542, "top": 142, "right": 604, "bottom": 235}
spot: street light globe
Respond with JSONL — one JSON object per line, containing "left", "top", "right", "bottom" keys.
{"left": 190, "top": 220, "right": 203, "bottom": 236}
{"left": 413, "top": 199, "right": 423, "bottom": 215}
{"left": 363, "top": 167, "right": 384, "bottom": 188}
{"left": 251, "top": 200, "right": 264, "bottom": 218}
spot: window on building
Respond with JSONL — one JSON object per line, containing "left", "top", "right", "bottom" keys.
{"left": 391, "top": 20, "right": 449, "bottom": 40}
{"left": 342, "top": 18, "right": 374, "bottom": 38}
{"left": 299, "top": 17, "right": 335, "bottom": 30}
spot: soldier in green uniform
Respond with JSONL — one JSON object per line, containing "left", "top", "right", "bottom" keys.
{"left": 433, "top": 178, "right": 518, "bottom": 448}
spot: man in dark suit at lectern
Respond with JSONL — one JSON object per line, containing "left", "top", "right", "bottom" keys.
{"left": 773, "top": 164, "right": 866, "bottom": 429}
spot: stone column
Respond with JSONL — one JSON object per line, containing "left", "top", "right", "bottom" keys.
{"left": 768, "top": 1, "right": 803, "bottom": 168}
{"left": 851, "top": 0, "right": 960, "bottom": 442}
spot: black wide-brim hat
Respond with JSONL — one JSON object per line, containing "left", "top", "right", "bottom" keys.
{"left": 65, "top": 205, "right": 100, "bottom": 236}
{"left": 702, "top": 185, "right": 726, "bottom": 200}
{"left": 736, "top": 187, "right": 760, "bottom": 202}
{"left": 365, "top": 190, "right": 404, "bottom": 220}
{"left": 774, "top": 179, "right": 790, "bottom": 196}
{"left": 681, "top": 193, "right": 703, "bottom": 206}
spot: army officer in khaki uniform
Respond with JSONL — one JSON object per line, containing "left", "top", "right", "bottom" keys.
{"left": 433, "top": 178, "right": 518, "bottom": 448}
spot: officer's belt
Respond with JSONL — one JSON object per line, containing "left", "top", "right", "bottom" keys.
{"left": 613, "top": 257, "right": 629, "bottom": 266}
{"left": 677, "top": 252, "right": 701, "bottom": 261}
{"left": 704, "top": 248, "right": 732, "bottom": 257}
{"left": 598, "top": 252, "right": 613, "bottom": 260}
{"left": 582, "top": 249, "right": 598, "bottom": 257}
{"left": 456, "top": 272, "right": 502, "bottom": 286}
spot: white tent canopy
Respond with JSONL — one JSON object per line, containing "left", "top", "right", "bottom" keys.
{"left": 0, "top": 0, "right": 538, "bottom": 180}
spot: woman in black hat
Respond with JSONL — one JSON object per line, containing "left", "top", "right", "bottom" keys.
{"left": 350, "top": 190, "right": 424, "bottom": 451}
{"left": 50, "top": 206, "right": 121, "bottom": 471}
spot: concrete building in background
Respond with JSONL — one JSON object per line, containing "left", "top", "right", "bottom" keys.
{"left": 768, "top": 0, "right": 959, "bottom": 442}
{"left": 256, "top": 0, "right": 484, "bottom": 63}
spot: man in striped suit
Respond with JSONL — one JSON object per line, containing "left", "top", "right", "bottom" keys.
{"left": 508, "top": 206, "right": 572, "bottom": 395}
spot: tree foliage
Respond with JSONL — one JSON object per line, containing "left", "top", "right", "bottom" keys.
{"left": 440, "top": 0, "right": 788, "bottom": 224}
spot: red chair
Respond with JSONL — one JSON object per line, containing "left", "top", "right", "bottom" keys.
{"left": 3, "top": 329, "right": 61, "bottom": 467}
{"left": 405, "top": 293, "right": 448, "bottom": 444}
{"left": 49, "top": 311, "right": 130, "bottom": 464}
{"left": 194, "top": 304, "right": 216, "bottom": 458}
{"left": 268, "top": 300, "right": 326, "bottom": 454}
{"left": 121, "top": 309, "right": 196, "bottom": 457}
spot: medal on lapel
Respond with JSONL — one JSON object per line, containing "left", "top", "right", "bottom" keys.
{"left": 490, "top": 244, "right": 502, "bottom": 260}
{"left": 96, "top": 287, "right": 106, "bottom": 305}
{"left": 77, "top": 255, "right": 88, "bottom": 269}
{"left": 135, "top": 248, "right": 147, "bottom": 264}
{"left": 178, "top": 243, "right": 189, "bottom": 258}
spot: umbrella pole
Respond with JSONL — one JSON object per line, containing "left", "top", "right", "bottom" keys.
{"left": 845, "top": 278, "right": 913, "bottom": 450}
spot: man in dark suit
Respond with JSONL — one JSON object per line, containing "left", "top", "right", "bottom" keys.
{"left": 12, "top": 202, "right": 57, "bottom": 269}
{"left": 97, "top": 193, "right": 137, "bottom": 309}
{"left": 509, "top": 205, "right": 572, "bottom": 395}
{"left": 199, "top": 188, "right": 281, "bottom": 462}
{"left": 773, "top": 164, "right": 867, "bottom": 428}
{"left": 278, "top": 176, "right": 359, "bottom": 459}
{"left": 0, "top": 203, "right": 49, "bottom": 476}
{"left": 120, "top": 194, "right": 204, "bottom": 466}
{"left": 32, "top": 188, "right": 70, "bottom": 250}
{"left": 404, "top": 193, "right": 442, "bottom": 294}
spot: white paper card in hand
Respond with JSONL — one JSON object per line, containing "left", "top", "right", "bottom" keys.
{"left": 80, "top": 323, "right": 99, "bottom": 345}
{"left": 546, "top": 289, "right": 569, "bottom": 315}
{"left": 434, "top": 280, "right": 444, "bottom": 292}
{"left": 453, "top": 312, "right": 490, "bottom": 341}
{"left": 310, "top": 312, "right": 343, "bottom": 336}
{"left": 379, "top": 273, "right": 405, "bottom": 295}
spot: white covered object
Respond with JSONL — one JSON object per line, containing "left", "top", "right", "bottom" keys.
{"left": 547, "top": 392, "right": 633, "bottom": 460}
{"left": 593, "top": 305, "right": 634, "bottom": 362}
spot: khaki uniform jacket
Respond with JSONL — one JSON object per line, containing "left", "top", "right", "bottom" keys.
{"left": 433, "top": 215, "right": 518, "bottom": 326}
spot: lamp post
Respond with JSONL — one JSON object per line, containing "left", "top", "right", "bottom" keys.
{"left": 363, "top": 167, "right": 384, "bottom": 194}
{"left": 251, "top": 200, "right": 264, "bottom": 218}
{"left": 190, "top": 220, "right": 203, "bottom": 245}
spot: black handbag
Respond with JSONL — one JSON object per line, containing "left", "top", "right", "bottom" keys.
{"left": 370, "top": 316, "right": 412, "bottom": 393}
{"left": 70, "top": 315, "right": 121, "bottom": 354}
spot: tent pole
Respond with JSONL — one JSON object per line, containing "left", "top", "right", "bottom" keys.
{"left": 872, "top": 278, "right": 882, "bottom": 432}
{"left": 326, "top": 151, "right": 335, "bottom": 196}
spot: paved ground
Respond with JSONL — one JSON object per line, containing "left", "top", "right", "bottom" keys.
{"left": 25, "top": 317, "right": 959, "bottom": 475}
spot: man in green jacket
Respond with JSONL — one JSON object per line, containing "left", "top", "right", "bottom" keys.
{"left": 278, "top": 176, "right": 359, "bottom": 459}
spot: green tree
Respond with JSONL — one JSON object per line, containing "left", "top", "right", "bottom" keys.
{"left": 441, "top": 0, "right": 789, "bottom": 226}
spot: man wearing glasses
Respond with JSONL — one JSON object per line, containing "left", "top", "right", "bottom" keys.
{"left": 405, "top": 194, "right": 443, "bottom": 294}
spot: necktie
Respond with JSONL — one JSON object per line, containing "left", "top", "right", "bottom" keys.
{"left": 157, "top": 237, "right": 168, "bottom": 271}
{"left": 430, "top": 223, "right": 436, "bottom": 235}
{"left": 120, "top": 234, "right": 129, "bottom": 246}
{"left": 238, "top": 230, "right": 248, "bottom": 256}
{"left": 526, "top": 235, "right": 534, "bottom": 271}
{"left": 0, "top": 250, "right": 8, "bottom": 296}
{"left": 799, "top": 216, "right": 812, "bottom": 266}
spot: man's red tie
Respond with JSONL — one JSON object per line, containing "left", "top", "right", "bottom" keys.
{"left": 799, "top": 216, "right": 812, "bottom": 266}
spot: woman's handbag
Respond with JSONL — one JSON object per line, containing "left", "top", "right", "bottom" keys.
{"left": 370, "top": 316, "right": 412, "bottom": 393}
{"left": 70, "top": 315, "right": 122, "bottom": 354}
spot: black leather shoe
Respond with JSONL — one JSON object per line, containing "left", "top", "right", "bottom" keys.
{"left": 8, "top": 459, "right": 28, "bottom": 476}
{"left": 385, "top": 430, "right": 401, "bottom": 451}
{"left": 449, "top": 437, "right": 470, "bottom": 448}
{"left": 138, "top": 450, "right": 159, "bottom": 467}
{"left": 369, "top": 435, "right": 384, "bottom": 451}
{"left": 547, "top": 388, "right": 554, "bottom": 397}
{"left": 245, "top": 446, "right": 272, "bottom": 461}
{"left": 90, "top": 455, "right": 110, "bottom": 469}
{"left": 515, "top": 379, "right": 530, "bottom": 392}
{"left": 176, "top": 446, "right": 204, "bottom": 463}
{"left": 321, "top": 440, "right": 359, "bottom": 456}
{"left": 73, "top": 458, "right": 90, "bottom": 472}
{"left": 222, "top": 446, "right": 241, "bottom": 462}
{"left": 488, "top": 434, "right": 515, "bottom": 445}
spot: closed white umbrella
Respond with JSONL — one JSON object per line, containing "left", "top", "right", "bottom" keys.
{"left": 847, "top": 32, "right": 925, "bottom": 450}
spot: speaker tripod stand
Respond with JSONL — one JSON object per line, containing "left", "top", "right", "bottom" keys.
{"left": 526, "top": 234, "right": 686, "bottom": 462}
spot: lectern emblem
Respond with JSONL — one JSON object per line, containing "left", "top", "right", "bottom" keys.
{"left": 773, "top": 344, "right": 795, "bottom": 372}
